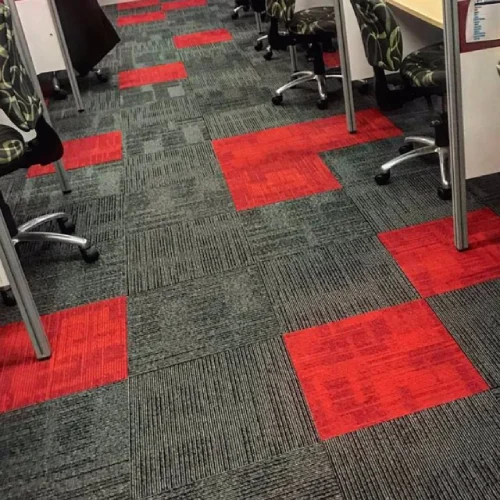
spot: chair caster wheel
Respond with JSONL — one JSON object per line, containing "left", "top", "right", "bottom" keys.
{"left": 399, "top": 143, "right": 413, "bottom": 155}
{"left": 96, "top": 72, "right": 109, "bottom": 83}
{"left": 317, "top": 99, "right": 328, "bottom": 110}
{"left": 255, "top": 41, "right": 263, "bottom": 51}
{"left": 1, "top": 289, "right": 16, "bottom": 307}
{"left": 53, "top": 89, "right": 68, "bottom": 100}
{"left": 58, "top": 218, "right": 76, "bottom": 235}
{"left": 375, "top": 171, "right": 391, "bottom": 185}
{"left": 437, "top": 187, "right": 452, "bottom": 200}
{"left": 272, "top": 95, "right": 283, "bottom": 105}
{"left": 231, "top": 12, "right": 238, "bottom": 20}
{"left": 263, "top": 50, "right": 273, "bottom": 61}
{"left": 358, "top": 83, "right": 371, "bottom": 95}
{"left": 80, "top": 245, "right": 100, "bottom": 264}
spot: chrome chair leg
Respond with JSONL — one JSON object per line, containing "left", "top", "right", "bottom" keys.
{"left": 379, "top": 145, "right": 438, "bottom": 173}
{"left": 405, "top": 136, "right": 435, "bottom": 147}
{"left": 438, "top": 147, "right": 451, "bottom": 189}
{"left": 14, "top": 232, "right": 90, "bottom": 249}
{"left": 18, "top": 213, "right": 71, "bottom": 233}
{"left": 316, "top": 75, "right": 327, "bottom": 101}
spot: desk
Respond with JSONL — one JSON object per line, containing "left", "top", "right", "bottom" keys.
{"left": 386, "top": 0, "right": 443, "bottom": 29}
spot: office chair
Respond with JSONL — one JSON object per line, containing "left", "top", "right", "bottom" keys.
{"left": 252, "top": 0, "right": 270, "bottom": 53}
{"left": 350, "top": 0, "right": 450, "bottom": 199}
{"left": 267, "top": 0, "right": 342, "bottom": 109}
{"left": 232, "top": 0, "right": 251, "bottom": 19}
{"left": 51, "top": 68, "right": 108, "bottom": 101}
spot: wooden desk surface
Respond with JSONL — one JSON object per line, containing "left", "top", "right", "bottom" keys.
{"left": 387, "top": 0, "right": 443, "bottom": 28}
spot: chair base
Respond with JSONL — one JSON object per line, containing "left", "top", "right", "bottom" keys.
{"left": 375, "top": 136, "right": 451, "bottom": 199}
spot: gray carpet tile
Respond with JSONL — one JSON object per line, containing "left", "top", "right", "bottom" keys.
{"left": 0, "top": 383, "right": 129, "bottom": 500}
{"left": 259, "top": 235, "right": 418, "bottom": 332}
{"left": 326, "top": 389, "right": 500, "bottom": 500}
{"left": 53, "top": 111, "right": 121, "bottom": 141}
{"left": 204, "top": 103, "right": 296, "bottom": 139}
{"left": 124, "top": 179, "right": 233, "bottom": 231}
{"left": 124, "top": 118, "right": 210, "bottom": 156}
{"left": 178, "top": 42, "right": 246, "bottom": 65}
{"left": 188, "top": 65, "right": 262, "bottom": 91}
{"left": 126, "top": 212, "right": 253, "bottom": 293}
{"left": 0, "top": 238, "right": 126, "bottom": 325}
{"left": 155, "top": 444, "right": 341, "bottom": 500}
{"left": 428, "top": 280, "right": 500, "bottom": 388}
{"left": 121, "top": 96, "right": 201, "bottom": 131}
{"left": 345, "top": 171, "right": 483, "bottom": 232}
{"left": 124, "top": 142, "right": 221, "bottom": 193}
{"left": 241, "top": 191, "right": 375, "bottom": 260}
{"left": 129, "top": 338, "right": 318, "bottom": 498}
{"left": 120, "top": 85, "right": 157, "bottom": 108}
{"left": 468, "top": 172, "right": 500, "bottom": 215}
{"left": 128, "top": 266, "right": 281, "bottom": 374}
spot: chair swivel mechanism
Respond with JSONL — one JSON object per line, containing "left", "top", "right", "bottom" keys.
{"left": 0, "top": 117, "right": 100, "bottom": 305}
{"left": 350, "top": 0, "right": 450, "bottom": 199}
{"left": 267, "top": 0, "right": 342, "bottom": 109}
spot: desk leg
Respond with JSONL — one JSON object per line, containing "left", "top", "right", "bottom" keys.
{"left": 334, "top": 0, "right": 356, "bottom": 133}
{"left": 0, "top": 212, "right": 51, "bottom": 360}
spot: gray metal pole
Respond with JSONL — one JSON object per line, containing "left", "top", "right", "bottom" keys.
{"left": 442, "top": 0, "right": 468, "bottom": 250}
{"left": 6, "top": 0, "right": 72, "bottom": 194}
{"left": 334, "top": 0, "right": 356, "bottom": 133}
{"left": 0, "top": 212, "right": 51, "bottom": 360}
{"left": 46, "top": 0, "right": 85, "bottom": 113}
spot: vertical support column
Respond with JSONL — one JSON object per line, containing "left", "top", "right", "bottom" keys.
{"left": 6, "top": 0, "right": 72, "bottom": 194}
{"left": 0, "top": 212, "right": 51, "bottom": 360}
{"left": 290, "top": 45, "right": 299, "bottom": 73}
{"left": 46, "top": 0, "right": 85, "bottom": 113}
{"left": 334, "top": 0, "right": 356, "bottom": 133}
{"left": 255, "top": 11, "right": 263, "bottom": 34}
{"left": 442, "top": 0, "right": 468, "bottom": 250}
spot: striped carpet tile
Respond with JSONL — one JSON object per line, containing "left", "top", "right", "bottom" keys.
{"left": 259, "top": 235, "right": 418, "bottom": 332}
{"left": 126, "top": 212, "right": 253, "bottom": 293}
{"left": 117, "top": 11, "right": 166, "bottom": 27}
{"left": 379, "top": 208, "right": 500, "bottom": 297}
{"left": 127, "top": 266, "right": 281, "bottom": 374}
{"left": 429, "top": 280, "right": 500, "bottom": 387}
{"left": 156, "top": 445, "right": 341, "bottom": 499}
{"left": 326, "top": 389, "right": 500, "bottom": 500}
{"left": 129, "top": 338, "right": 318, "bottom": 498}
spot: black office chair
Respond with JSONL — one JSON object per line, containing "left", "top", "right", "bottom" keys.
{"left": 252, "top": 0, "right": 270, "bottom": 53}
{"left": 267, "top": 0, "right": 342, "bottom": 109}
{"left": 232, "top": 0, "right": 251, "bottom": 19}
{"left": 350, "top": 0, "right": 450, "bottom": 199}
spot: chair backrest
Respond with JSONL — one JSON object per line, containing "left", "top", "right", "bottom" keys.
{"left": 266, "top": 0, "right": 295, "bottom": 23}
{"left": 0, "top": 5, "right": 42, "bottom": 132}
{"left": 349, "top": 0, "right": 402, "bottom": 72}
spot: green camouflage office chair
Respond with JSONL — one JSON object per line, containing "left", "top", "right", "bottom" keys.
{"left": 350, "top": 0, "right": 450, "bottom": 199}
{"left": 267, "top": 0, "right": 342, "bottom": 109}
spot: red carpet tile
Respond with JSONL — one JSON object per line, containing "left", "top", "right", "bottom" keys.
{"left": 119, "top": 62, "right": 187, "bottom": 89}
{"left": 117, "top": 11, "right": 165, "bottom": 27}
{"left": 379, "top": 208, "right": 500, "bottom": 298}
{"left": 323, "top": 52, "right": 340, "bottom": 68}
{"left": 0, "top": 297, "right": 128, "bottom": 414}
{"left": 118, "top": 0, "right": 160, "bottom": 10}
{"left": 285, "top": 300, "right": 488, "bottom": 440}
{"left": 28, "top": 131, "right": 123, "bottom": 178}
{"left": 212, "top": 108, "right": 401, "bottom": 210}
{"left": 173, "top": 28, "right": 233, "bottom": 49}
{"left": 162, "top": 0, "right": 206, "bottom": 11}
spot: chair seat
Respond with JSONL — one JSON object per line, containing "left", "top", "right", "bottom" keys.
{"left": 0, "top": 125, "right": 25, "bottom": 167}
{"left": 400, "top": 43, "right": 446, "bottom": 88}
{"left": 289, "top": 7, "right": 336, "bottom": 36}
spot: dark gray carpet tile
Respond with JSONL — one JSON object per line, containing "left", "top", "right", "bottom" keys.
{"left": 128, "top": 266, "right": 281, "bottom": 374}
{"left": 177, "top": 41, "right": 244, "bottom": 64}
{"left": 241, "top": 191, "right": 375, "bottom": 261}
{"left": 21, "top": 162, "right": 124, "bottom": 206}
{"left": 325, "top": 389, "right": 500, "bottom": 500}
{"left": 124, "top": 142, "right": 220, "bottom": 193}
{"left": 124, "top": 118, "right": 209, "bottom": 157}
{"left": 48, "top": 86, "right": 121, "bottom": 117}
{"left": 121, "top": 96, "right": 201, "bottom": 131}
{"left": 133, "top": 49, "right": 179, "bottom": 67}
{"left": 53, "top": 111, "right": 121, "bottom": 141}
{"left": 468, "top": 172, "right": 500, "bottom": 214}
{"left": 428, "top": 280, "right": 500, "bottom": 387}
{"left": 204, "top": 103, "right": 296, "bottom": 139}
{"left": 126, "top": 212, "right": 253, "bottom": 293}
{"left": 124, "top": 178, "right": 233, "bottom": 232}
{"left": 259, "top": 235, "right": 418, "bottom": 332}
{"left": 152, "top": 81, "right": 193, "bottom": 100}
{"left": 188, "top": 65, "right": 262, "bottom": 91}
{"left": 193, "top": 85, "right": 273, "bottom": 115}
{"left": 383, "top": 101, "right": 436, "bottom": 136}
{"left": 166, "top": 8, "right": 222, "bottom": 28}
{"left": 0, "top": 383, "right": 130, "bottom": 500}
{"left": 321, "top": 137, "right": 434, "bottom": 185}
{"left": 120, "top": 85, "right": 156, "bottom": 107}
{"left": 0, "top": 238, "right": 126, "bottom": 324}
{"left": 129, "top": 338, "right": 318, "bottom": 498}
{"left": 345, "top": 171, "right": 483, "bottom": 232}
{"left": 118, "top": 24, "right": 171, "bottom": 44}
{"left": 155, "top": 444, "right": 341, "bottom": 500}
{"left": 0, "top": 169, "right": 26, "bottom": 213}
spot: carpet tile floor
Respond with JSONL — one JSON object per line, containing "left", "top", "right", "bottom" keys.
{"left": 0, "top": 0, "right": 499, "bottom": 498}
